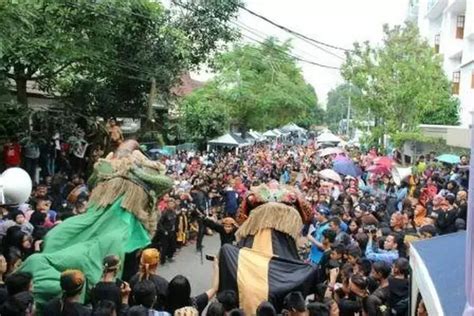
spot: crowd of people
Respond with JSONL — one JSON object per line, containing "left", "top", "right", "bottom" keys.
{"left": 0, "top": 131, "right": 470, "bottom": 315}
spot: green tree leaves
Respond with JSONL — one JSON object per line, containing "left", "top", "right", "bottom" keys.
{"left": 0, "top": 0, "right": 239, "bottom": 121}
{"left": 179, "top": 38, "right": 321, "bottom": 141}
{"left": 341, "top": 23, "right": 459, "bottom": 135}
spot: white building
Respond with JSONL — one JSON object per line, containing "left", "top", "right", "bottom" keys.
{"left": 408, "top": 0, "right": 474, "bottom": 126}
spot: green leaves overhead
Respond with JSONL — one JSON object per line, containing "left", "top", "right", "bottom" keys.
{"left": 0, "top": 0, "right": 239, "bottom": 119}
{"left": 179, "top": 38, "right": 321, "bottom": 141}
{"left": 341, "top": 23, "right": 459, "bottom": 134}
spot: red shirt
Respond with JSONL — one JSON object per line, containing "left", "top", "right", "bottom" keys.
{"left": 3, "top": 143, "right": 21, "bottom": 166}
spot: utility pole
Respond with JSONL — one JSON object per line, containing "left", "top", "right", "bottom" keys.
{"left": 346, "top": 83, "right": 351, "bottom": 137}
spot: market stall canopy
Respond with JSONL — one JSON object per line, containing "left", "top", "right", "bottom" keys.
{"left": 272, "top": 129, "right": 284, "bottom": 136}
{"left": 208, "top": 133, "right": 250, "bottom": 147}
{"left": 248, "top": 130, "right": 265, "bottom": 142}
{"left": 317, "top": 131, "right": 342, "bottom": 143}
{"left": 280, "top": 123, "right": 307, "bottom": 134}
{"left": 410, "top": 232, "right": 465, "bottom": 316}
{"left": 263, "top": 130, "right": 279, "bottom": 138}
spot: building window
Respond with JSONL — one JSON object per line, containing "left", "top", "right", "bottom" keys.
{"left": 456, "top": 15, "right": 465, "bottom": 39}
{"left": 434, "top": 34, "right": 440, "bottom": 53}
{"left": 452, "top": 71, "right": 460, "bottom": 94}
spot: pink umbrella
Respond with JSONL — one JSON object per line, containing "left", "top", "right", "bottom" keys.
{"left": 366, "top": 156, "right": 394, "bottom": 174}
{"left": 374, "top": 156, "right": 394, "bottom": 169}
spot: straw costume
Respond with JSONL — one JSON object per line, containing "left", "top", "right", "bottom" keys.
{"left": 218, "top": 180, "right": 317, "bottom": 314}
{"left": 21, "top": 140, "right": 173, "bottom": 309}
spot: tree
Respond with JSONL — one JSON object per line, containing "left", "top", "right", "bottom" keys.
{"left": 180, "top": 38, "right": 321, "bottom": 139}
{"left": 326, "top": 83, "right": 351, "bottom": 132}
{"left": 341, "top": 23, "right": 459, "bottom": 136}
{"left": 0, "top": 0, "right": 239, "bottom": 120}
{"left": 180, "top": 83, "right": 230, "bottom": 146}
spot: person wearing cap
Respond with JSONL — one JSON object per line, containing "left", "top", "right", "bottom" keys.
{"left": 307, "top": 206, "right": 330, "bottom": 265}
{"left": 43, "top": 269, "right": 91, "bottom": 316}
{"left": 129, "top": 248, "right": 168, "bottom": 310}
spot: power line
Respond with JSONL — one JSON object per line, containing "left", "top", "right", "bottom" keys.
{"left": 238, "top": 5, "right": 352, "bottom": 53}
{"left": 231, "top": 21, "right": 340, "bottom": 69}
{"left": 242, "top": 34, "right": 340, "bottom": 70}
{"left": 71, "top": 0, "right": 341, "bottom": 70}
{"left": 171, "top": 0, "right": 340, "bottom": 70}
{"left": 233, "top": 18, "right": 345, "bottom": 61}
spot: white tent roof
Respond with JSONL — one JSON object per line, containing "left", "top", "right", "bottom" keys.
{"left": 263, "top": 130, "right": 278, "bottom": 137}
{"left": 280, "top": 122, "right": 306, "bottom": 133}
{"left": 208, "top": 133, "right": 249, "bottom": 147}
{"left": 272, "top": 129, "right": 283, "bottom": 136}
{"left": 317, "top": 131, "right": 342, "bottom": 143}
{"left": 248, "top": 130, "right": 265, "bottom": 140}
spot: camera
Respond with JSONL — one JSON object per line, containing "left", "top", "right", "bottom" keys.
{"left": 363, "top": 225, "right": 378, "bottom": 234}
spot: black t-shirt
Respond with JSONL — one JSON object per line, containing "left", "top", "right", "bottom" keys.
{"left": 388, "top": 277, "right": 409, "bottom": 308}
{"left": 129, "top": 274, "right": 168, "bottom": 310}
{"left": 90, "top": 281, "right": 121, "bottom": 311}
{"left": 43, "top": 298, "right": 92, "bottom": 316}
{"left": 192, "top": 292, "right": 209, "bottom": 315}
{"left": 0, "top": 284, "right": 8, "bottom": 307}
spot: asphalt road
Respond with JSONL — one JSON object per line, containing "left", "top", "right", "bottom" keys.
{"left": 158, "top": 233, "right": 221, "bottom": 296}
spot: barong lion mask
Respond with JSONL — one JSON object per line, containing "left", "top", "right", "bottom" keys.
{"left": 88, "top": 140, "right": 173, "bottom": 235}
{"left": 236, "top": 180, "right": 312, "bottom": 242}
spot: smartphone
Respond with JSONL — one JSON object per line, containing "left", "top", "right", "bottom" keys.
{"left": 116, "top": 278, "right": 124, "bottom": 288}
{"left": 205, "top": 254, "right": 215, "bottom": 261}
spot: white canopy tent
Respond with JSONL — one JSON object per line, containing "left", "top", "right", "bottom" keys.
{"left": 247, "top": 130, "right": 265, "bottom": 142}
{"left": 207, "top": 133, "right": 250, "bottom": 154}
{"left": 280, "top": 122, "right": 307, "bottom": 134}
{"left": 317, "top": 131, "right": 342, "bottom": 144}
{"left": 263, "top": 130, "right": 279, "bottom": 138}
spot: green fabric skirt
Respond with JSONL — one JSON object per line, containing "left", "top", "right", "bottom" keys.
{"left": 21, "top": 198, "right": 151, "bottom": 309}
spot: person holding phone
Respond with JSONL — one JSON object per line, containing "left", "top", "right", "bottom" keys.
{"left": 90, "top": 255, "right": 130, "bottom": 314}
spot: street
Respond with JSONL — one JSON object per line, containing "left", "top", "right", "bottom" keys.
{"left": 159, "top": 234, "right": 221, "bottom": 295}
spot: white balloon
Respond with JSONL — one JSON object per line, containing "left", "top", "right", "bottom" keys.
{"left": 0, "top": 168, "right": 32, "bottom": 205}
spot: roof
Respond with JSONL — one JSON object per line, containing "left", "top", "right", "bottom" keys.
{"left": 208, "top": 132, "right": 249, "bottom": 147}
{"left": 263, "top": 130, "right": 278, "bottom": 137}
{"left": 170, "top": 73, "right": 204, "bottom": 97}
{"left": 410, "top": 232, "right": 466, "bottom": 316}
{"left": 248, "top": 130, "right": 264, "bottom": 140}
{"left": 280, "top": 123, "right": 306, "bottom": 133}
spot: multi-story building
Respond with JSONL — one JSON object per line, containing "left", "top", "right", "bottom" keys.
{"left": 408, "top": 0, "right": 474, "bottom": 126}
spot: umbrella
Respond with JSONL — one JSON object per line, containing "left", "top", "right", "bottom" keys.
{"left": 366, "top": 164, "right": 391, "bottom": 174}
{"left": 373, "top": 156, "right": 394, "bottom": 169}
{"left": 319, "top": 147, "right": 344, "bottom": 157}
{"left": 333, "top": 159, "right": 362, "bottom": 177}
{"left": 149, "top": 148, "right": 172, "bottom": 156}
{"left": 319, "top": 169, "right": 342, "bottom": 183}
{"left": 436, "top": 154, "right": 460, "bottom": 165}
{"left": 366, "top": 156, "right": 394, "bottom": 174}
{"left": 333, "top": 155, "right": 351, "bottom": 162}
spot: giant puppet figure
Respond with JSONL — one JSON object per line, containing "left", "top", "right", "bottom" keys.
{"left": 218, "top": 181, "right": 317, "bottom": 314}
{"left": 21, "top": 140, "right": 173, "bottom": 308}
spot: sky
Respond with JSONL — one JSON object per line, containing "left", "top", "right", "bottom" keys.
{"left": 192, "top": 0, "right": 409, "bottom": 107}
